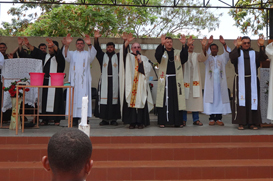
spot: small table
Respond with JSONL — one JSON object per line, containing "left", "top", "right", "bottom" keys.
{"left": 15, "top": 85, "right": 74, "bottom": 135}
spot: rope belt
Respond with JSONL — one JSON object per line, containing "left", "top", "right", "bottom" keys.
{"left": 165, "top": 74, "right": 176, "bottom": 122}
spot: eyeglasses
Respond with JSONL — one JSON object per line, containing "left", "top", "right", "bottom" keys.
{"left": 132, "top": 46, "right": 141, "bottom": 49}
{"left": 76, "top": 43, "right": 84, "bottom": 45}
{"left": 243, "top": 42, "right": 250, "bottom": 45}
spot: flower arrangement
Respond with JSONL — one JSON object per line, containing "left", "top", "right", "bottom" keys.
{"left": 3, "top": 78, "right": 30, "bottom": 97}
{"left": 149, "top": 83, "right": 153, "bottom": 92}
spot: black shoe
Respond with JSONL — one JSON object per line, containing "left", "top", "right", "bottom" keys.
{"left": 73, "top": 119, "right": 79, "bottom": 127}
{"left": 110, "top": 120, "right": 118, "bottom": 126}
{"left": 99, "top": 120, "right": 109, "bottom": 126}
{"left": 129, "top": 124, "right": 136, "bottom": 129}
{"left": 138, "top": 124, "right": 144, "bottom": 129}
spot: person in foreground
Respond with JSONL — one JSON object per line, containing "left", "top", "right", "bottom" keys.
{"left": 42, "top": 128, "right": 93, "bottom": 181}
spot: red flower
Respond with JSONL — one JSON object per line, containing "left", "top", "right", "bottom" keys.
{"left": 10, "top": 91, "right": 16, "bottom": 97}
{"left": 25, "top": 88, "right": 30, "bottom": 92}
{"left": 10, "top": 85, "right": 15, "bottom": 90}
{"left": 2, "top": 87, "right": 5, "bottom": 90}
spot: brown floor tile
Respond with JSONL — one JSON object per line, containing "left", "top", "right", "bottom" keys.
{"left": 0, "top": 169, "right": 10, "bottom": 180}
{"left": 27, "top": 137, "right": 49, "bottom": 144}
{"left": 225, "top": 166, "right": 248, "bottom": 179}
{"left": 0, "top": 149, "right": 18, "bottom": 162}
{"left": 237, "top": 147, "right": 259, "bottom": 159}
{"left": 92, "top": 148, "right": 109, "bottom": 161}
{"left": 7, "top": 137, "right": 28, "bottom": 144}
{"left": 0, "top": 137, "right": 7, "bottom": 144}
{"left": 88, "top": 167, "right": 107, "bottom": 181}
{"left": 248, "top": 166, "right": 271, "bottom": 178}
{"left": 131, "top": 136, "right": 152, "bottom": 143}
{"left": 151, "top": 136, "right": 172, "bottom": 143}
{"left": 107, "top": 149, "right": 131, "bottom": 161}
{"left": 130, "top": 148, "right": 152, "bottom": 161}
{"left": 172, "top": 136, "right": 192, "bottom": 143}
{"left": 17, "top": 149, "right": 41, "bottom": 162}
{"left": 131, "top": 167, "right": 155, "bottom": 180}
{"left": 107, "top": 167, "right": 131, "bottom": 180}
{"left": 154, "top": 167, "right": 179, "bottom": 180}
{"left": 192, "top": 136, "right": 212, "bottom": 143}
{"left": 173, "top": 148, "right": 195, "bottom": 160}
{"left": 91, "top": 137, "right": 111, "bottom": 144}
{"left": 210, "top": 136, "right": 231, "bottom": 143}
{"left": 110, "top": 136, "right": 131, "bottom": 143}
{"left": 151, "top": 148, "right": 174, "bottom": 160}
{"left": 230, "top": 135, "right": 250, "bottom": 142}
{"left": 10, "top": 168, "right": 34, "bottom": 180}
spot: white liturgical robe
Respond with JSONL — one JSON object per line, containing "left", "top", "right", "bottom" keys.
{"left": 202, "top": 46, "right": 231, "bottom": 115}
{"left": 63, "top": 46, "right": 97, "bottom": 118}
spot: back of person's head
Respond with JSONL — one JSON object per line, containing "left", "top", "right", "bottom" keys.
{"left": 42, "top": 128, "right": 93, "bottom": 181}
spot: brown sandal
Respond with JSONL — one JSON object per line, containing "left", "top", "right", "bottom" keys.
{"left": 238, "top": 124, "right": 244, "bottom": 130}
{"left": 193, "top": 120, "right": 203, "bottom": 126}
{"left": 249, "top": 125, "right": 258, "bottom": 130}
{"left": 183, "top": 121, "right": 186, "bottom": 126}
{"left": 159, "top": 125, "right": 165, "bottom": 128}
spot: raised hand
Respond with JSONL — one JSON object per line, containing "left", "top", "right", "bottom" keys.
{"left": 127, "top": 33, "right": 135, "bottom": 43}
{"left": 236, "top": 36, "right": 242, "bottom": 47}
{"left": 18, "top": 37, "right": 24, "bottom": 46}
{"left": 84, "top": 34, "right": 91, "bottom": 45}
{"left": 258, "top": 35, "right": 265, "bottom": 46}
{"left": 65, "top": 34, "right": 73, "bottom": 45}
{"left": 61, "top": 37, "right": 67, "bottom": 46}
{"left": 219, "top": 35, "right": 225, "bottom": 45}
{"left": 161, "top": 34, "right": 167, "bottom": 45}
{"left": 187, "top": 36, "right": 194, "bottom": 46}
{"left": 208, "top": 35, "right": 213, "bottom": 44}
{"left": 8, "top": 53, "right": 13, "bottom": 59}
{"left": 179, "top": 34, "right": 186, "bottom": 45}
{"left": 94, "top": 30, "right": 101, "bottom": 39}
{"left": 233, "top": 39, "right": 237, "bottom": 47}
{"left": 23, "top": 37, "right": 30, "bottom": 46}
{"left": 200, "top": 37, "right": 207, "bottom": 47}
{"left": 122, "top": 32, "right": 128, "bottom": 41}
{"left": 46, "top": 38, "right": 54, "bottom": 47}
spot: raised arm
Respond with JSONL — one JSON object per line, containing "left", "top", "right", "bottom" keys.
{"left": 229, "top": 37, "right": 242, "bottom": 65}
{"left": 94, "top": 30, "right": 104, "bottom": 65}
{"left": 84, "top": 35, "right": 97, "bottom": 64}
{"left": 198, "top": 37, "right": 208, "bottom": 62}
{"left": 63, "top": 34, "right": 73, "bottom": 58}
{"left": 155, "top": 34, "right": 167, "bottom": 63}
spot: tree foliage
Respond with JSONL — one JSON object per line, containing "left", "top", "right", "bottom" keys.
{"left": 0, "top": 0, "right": 221, "bottom": 37}
{"left": 228, "top": 0, "right": 269, "bottom": 35}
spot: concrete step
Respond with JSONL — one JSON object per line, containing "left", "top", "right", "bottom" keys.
{"left": 1, "top": 159, "right": 273, "bottom": 180}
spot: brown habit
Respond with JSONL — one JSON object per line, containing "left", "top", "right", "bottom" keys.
{"left": 229, "top": 47, "right": 267, "bottom": 125}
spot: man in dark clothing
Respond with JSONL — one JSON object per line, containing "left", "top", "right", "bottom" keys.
{"left": 18, "top": 37, "right": 65, "bottom": 126}
{"left": 229, "top": 36, "right": 267, "bottom": 130}
{"left": 94, "top": 30, "right": 126, "bottom": 126}
{"left": 154, "top": 35, "right": 190, "bottom": 128}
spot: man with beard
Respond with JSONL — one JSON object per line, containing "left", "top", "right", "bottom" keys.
{"left": 19, "top": 37, "right": 66, "bottom": 126}
{"left": 229, "top": 36, "right": 267, "bottom": 130}
{"left": 93, "top": 30, "right": 126, "bottom": 126}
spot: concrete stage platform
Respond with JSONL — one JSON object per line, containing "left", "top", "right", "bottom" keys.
{"left": 1, "top": 113, "right": 273, "bottom": 137}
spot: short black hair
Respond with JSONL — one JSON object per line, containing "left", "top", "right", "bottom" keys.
{"left": 210, "top": 43, "right": 218, "bottom": 49}
{"left": 76, "top": 38, "right": 85, "bottom": 44}
{"left": 241, "top": 36, "right": 251, "bottom": 42}
{"left": 165, "top": 37, "right": 173, "bottom": 40}
{"left": 52, "top": 41, "right": 59, "bottom": 48}
{"left": 0, "top": 43, "right": 7, "bottom": 47}
{"left": 106, "top": 42, "right": 115, "bottom": 48}
{"left": 38, "top": 43, "right": 47, "bottom": 48}
{"left": 47, "top": 128, "right": 92, "bottom": 175}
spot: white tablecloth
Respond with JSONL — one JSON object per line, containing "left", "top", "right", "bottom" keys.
{"left": 1, "top": 58, "right": 43, "bottom": 112}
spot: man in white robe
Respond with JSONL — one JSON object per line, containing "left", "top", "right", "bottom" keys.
{"left": 182, "top": 37, "right": 208, "bottom": 126}
{"left": 201, "top": 35, "right": 231, "bottom": 126}
{"left": 265, "top": 42, "right": 273, "bottom": 121}
{"left": 63, "top": 34, "right": 97, "bottom": 127}
{"left": 119, "top": 33, "right": 153, "bottom": 129}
